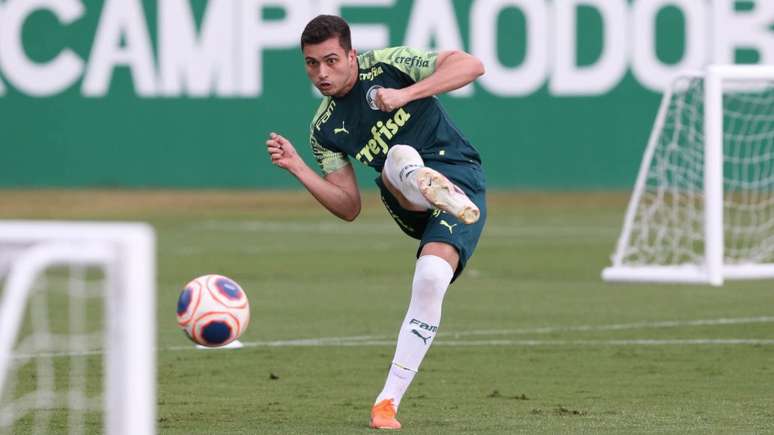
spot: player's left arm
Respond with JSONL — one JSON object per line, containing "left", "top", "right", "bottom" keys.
{"left": 374, "top": 50, "right": 485, "bottom": 112}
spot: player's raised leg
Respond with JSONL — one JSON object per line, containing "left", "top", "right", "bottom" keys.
{"left": 382, "top": 145, "right": 480, "bottom": 224}
{"left": 416, "top": 168, "right": 480, "bottom": 224}
{"left": 371, "top": 243, "right": 457, "bottom": 430}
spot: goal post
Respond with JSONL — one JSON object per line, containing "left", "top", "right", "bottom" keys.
{"left": 0, "top": 221, "right": 156, "bottom": 435}
{"left": 603, "top": 65, "right": 774, "bottom": 286}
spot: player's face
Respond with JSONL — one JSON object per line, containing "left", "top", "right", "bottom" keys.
{"left": 303, "top": 37, "right": 357, "bottom": 97}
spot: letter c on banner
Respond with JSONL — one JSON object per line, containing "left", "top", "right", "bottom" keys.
{"left": 0, "top": 0, "right": 85, "bottom": 97}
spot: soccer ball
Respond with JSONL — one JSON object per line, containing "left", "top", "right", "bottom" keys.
{"left": 176, "top": 274, "right": 250, "bottom": 347}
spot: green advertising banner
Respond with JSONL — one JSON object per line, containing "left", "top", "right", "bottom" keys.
{"left": 0, "top": 0, "right": 771, "bottom": 188}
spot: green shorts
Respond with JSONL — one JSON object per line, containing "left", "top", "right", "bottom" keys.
{"left": 375, "top": 160, "right": 487, "bottom": 282}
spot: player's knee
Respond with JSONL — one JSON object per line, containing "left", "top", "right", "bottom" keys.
{"left": 387, "top": 144, "right": 411, "bottom": 157}
{"left": 386, "top": 144, "right": 421, "bottom": 165}
{"left": 411, "top": 268, "right": 449, "bottom": 304}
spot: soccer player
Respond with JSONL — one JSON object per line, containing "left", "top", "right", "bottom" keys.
{"left": 266, "top": 14, "right": 487, "bottom": 430}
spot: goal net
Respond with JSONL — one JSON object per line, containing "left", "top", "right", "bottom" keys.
{"left": 603, "top": 65, "right": 774, "bottom": 286}
{"left": 0, "top": 221, "right": 156, "bottom": 434}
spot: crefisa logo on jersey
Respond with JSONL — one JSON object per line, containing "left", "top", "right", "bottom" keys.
{"left": 366, "top": 85, "right": 383, "bottom": 110}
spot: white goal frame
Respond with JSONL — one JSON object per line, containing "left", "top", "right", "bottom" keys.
{"left": 603, "top": 65, "right": 774, "bottom": 286}
{"left": 0, "top": 221, "right": 156, "bottom": 435}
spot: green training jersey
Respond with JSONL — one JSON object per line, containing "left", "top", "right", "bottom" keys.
{"left": 309, "top": 46, "right": 482, "bottom": 175}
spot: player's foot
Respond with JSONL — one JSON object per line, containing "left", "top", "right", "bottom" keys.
{"left": 416, "top": 168, "right": 480, "bottom": 224}
{"left": 370, "top": 399, "right": 401, "bottom": 430}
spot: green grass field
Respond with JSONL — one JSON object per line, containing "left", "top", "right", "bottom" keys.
{"left": 1, "top": 190, "right": 773, "bottom": 434}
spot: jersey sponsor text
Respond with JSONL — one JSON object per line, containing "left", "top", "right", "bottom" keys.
{"left": 355, "top": 108, "right": 411, "bottom": 164}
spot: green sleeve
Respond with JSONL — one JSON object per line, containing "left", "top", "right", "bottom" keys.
{"left": 310, "top": 132, "right": 349, "bottom": 175}
{"left": 361, "top": 46, "right": 438, "bottom": 83}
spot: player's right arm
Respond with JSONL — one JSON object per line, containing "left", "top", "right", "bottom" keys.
{"left": 266, "top": 132, "right": 361, "bottom": 222}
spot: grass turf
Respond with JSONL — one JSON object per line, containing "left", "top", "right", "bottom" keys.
{"left": 1, "top": 190, "right": 773, "bottom": 434}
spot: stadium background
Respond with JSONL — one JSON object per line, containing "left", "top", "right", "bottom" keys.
{"left": 3, "top": 0, "right": 769, "bottom": 189}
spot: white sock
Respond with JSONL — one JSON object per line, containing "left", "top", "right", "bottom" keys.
{"left": 374, "top": 363, "right": 416, "bottom": 409}
{"left": 374, "top": 255, "right": 454, "bottom": 409}
{"left": 383, "top": 145, "right": 432, "bottom": 209}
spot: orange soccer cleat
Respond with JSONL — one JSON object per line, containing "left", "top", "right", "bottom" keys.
{"left": 416, "top": 168, "right": 480, "bottom": 224}
{"left": 370, "top": 399, "right": 402, "bottom": 430}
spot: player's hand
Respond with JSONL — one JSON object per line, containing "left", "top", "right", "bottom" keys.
{"left": 374, "top": 88, "right": 409, "bottom": 112}
{"left": 266, "top": 132, "right": 302, "bottom": 172}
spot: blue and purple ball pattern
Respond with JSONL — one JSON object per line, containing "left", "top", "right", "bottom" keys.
{"left": 177, "top": 287, "right": 193, "bottom": 315}
{"left": 201, "top": 320, "right": 233, "bottom": 345}
{"left": 215, "top": 278, "right": 243, "bottom": 301}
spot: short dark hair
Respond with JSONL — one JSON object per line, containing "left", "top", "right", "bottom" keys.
{"left": 300, "top": 15, "right": 352, "bottom": 52}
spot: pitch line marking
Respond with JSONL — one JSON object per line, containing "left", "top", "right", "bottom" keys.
{"left": 11, "top": 316, "right": 774, "bottom": 358}
{"left": 440, "top": 316, "right": 774, "bottom": 338}
{"left": 222, "top": 338, "right": 774, "bottom": 348}
{"left": 242, "top": 315, "right": 774, "bottom": 345}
